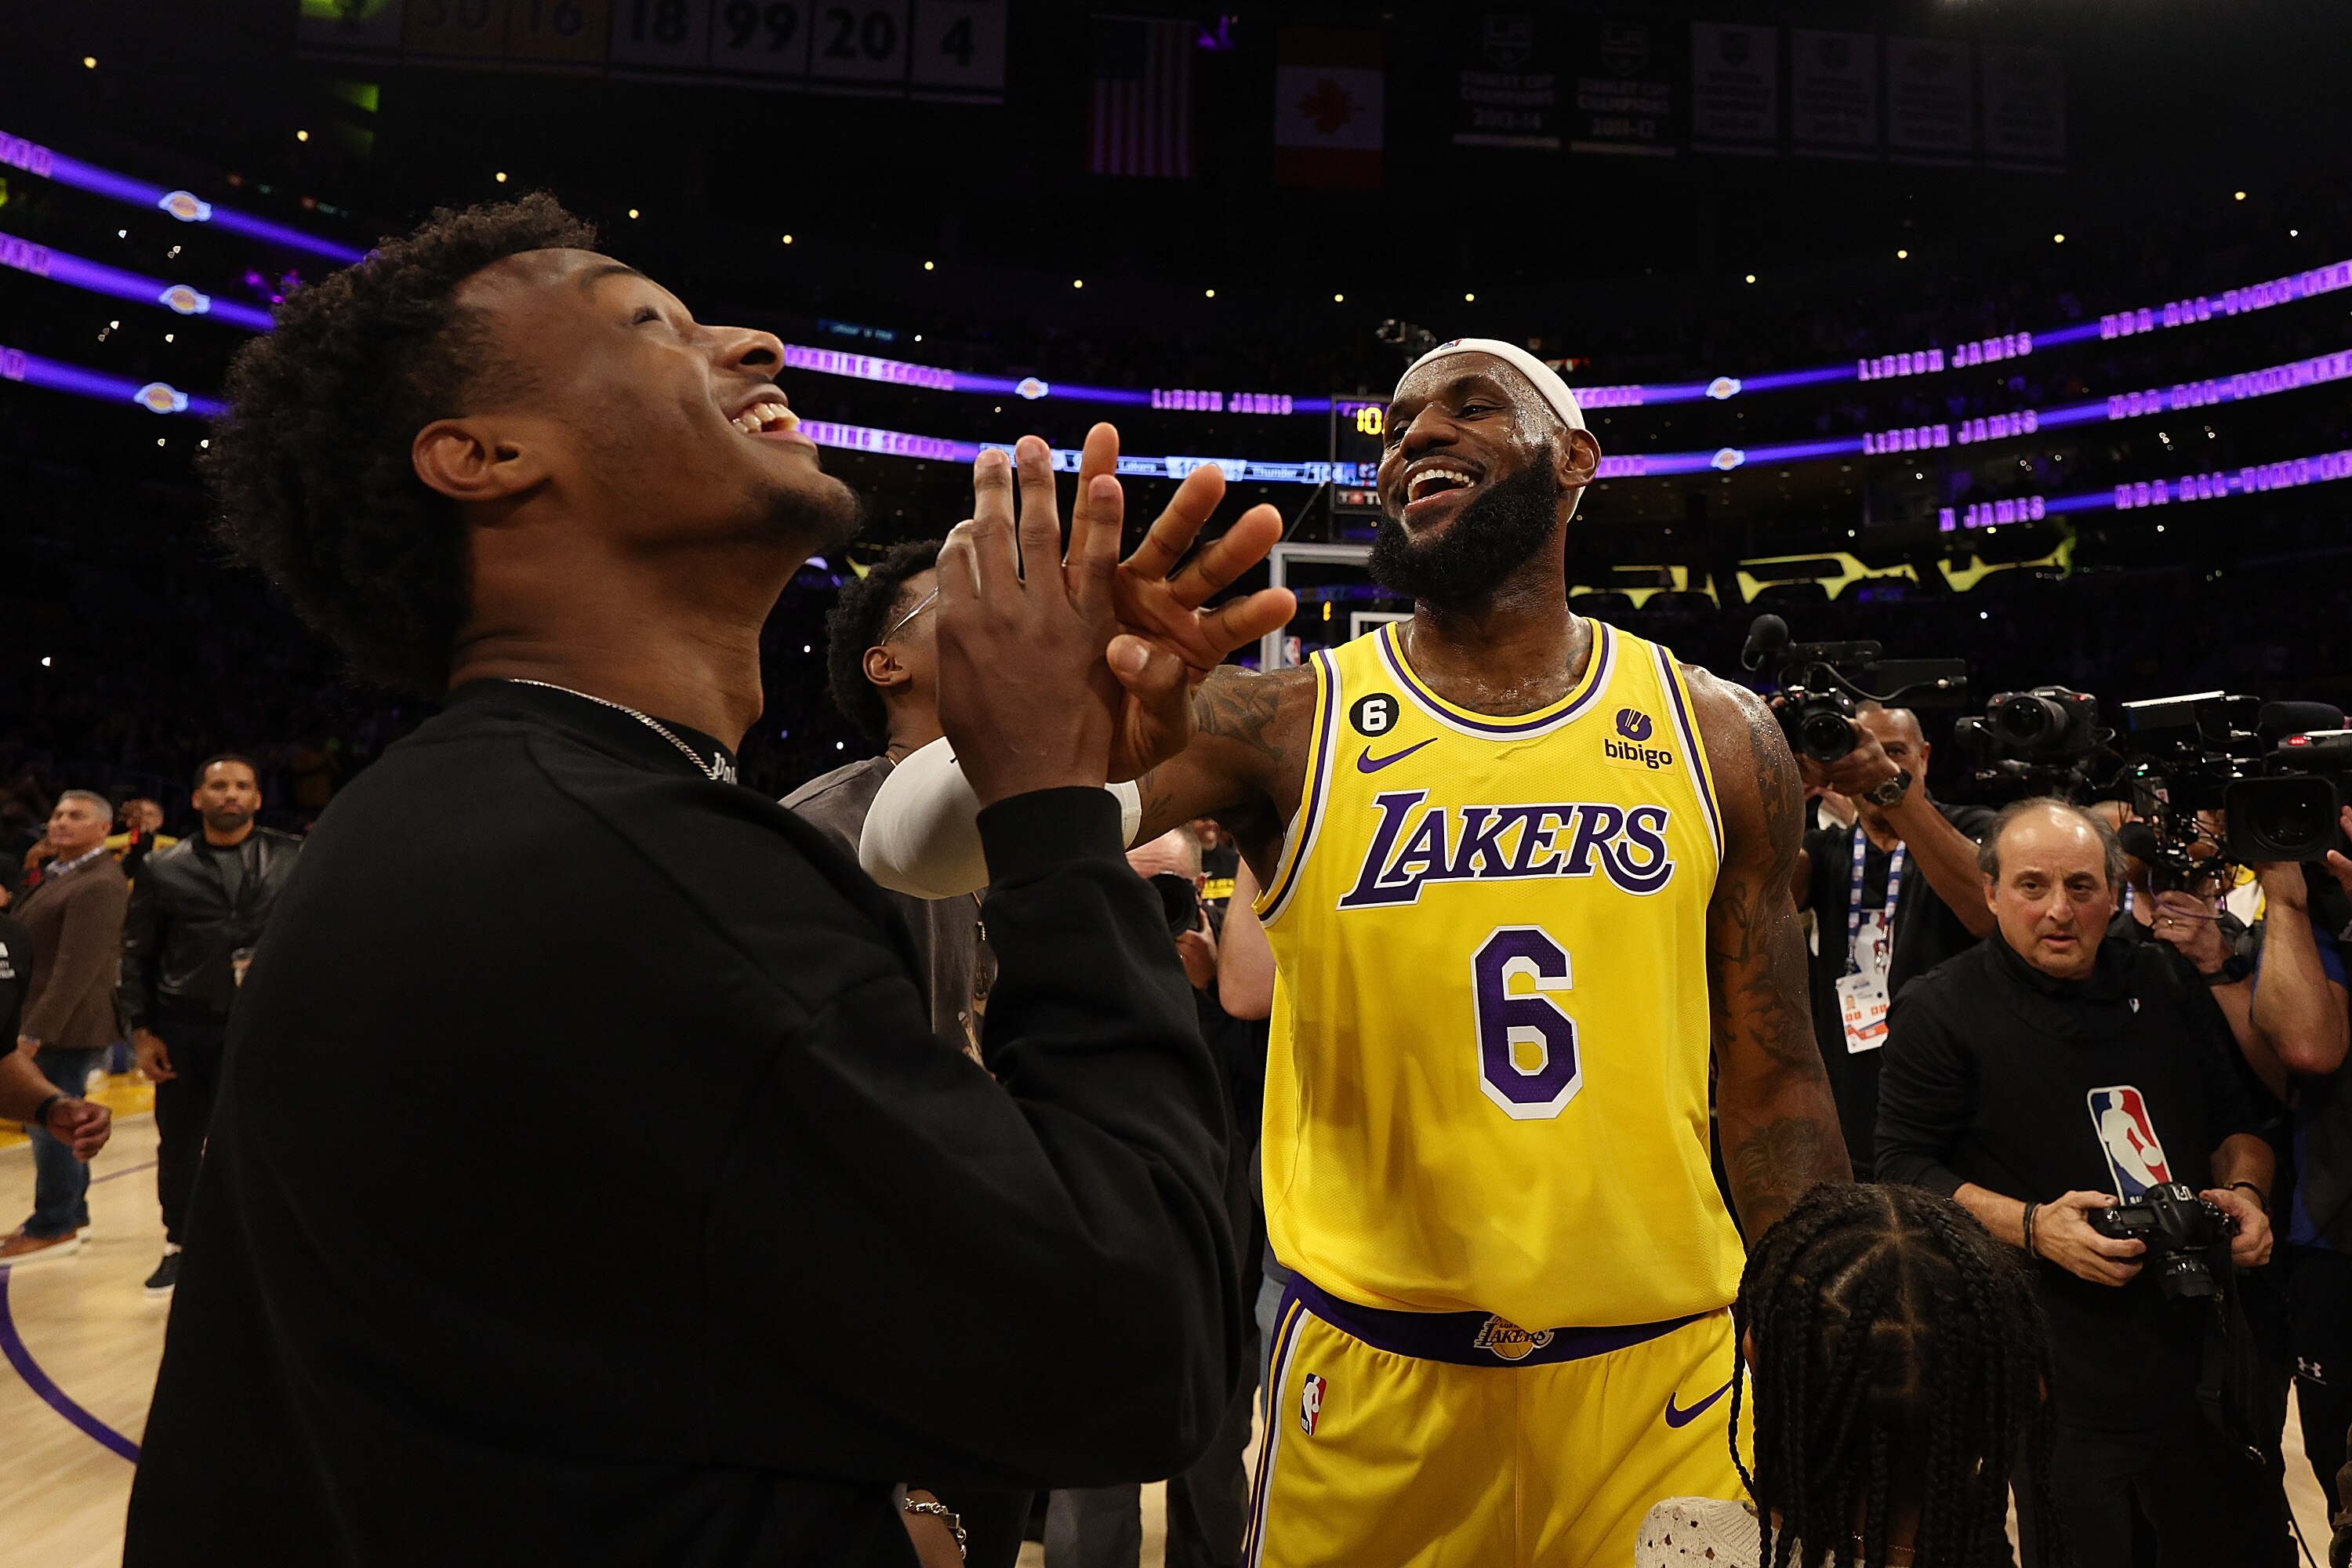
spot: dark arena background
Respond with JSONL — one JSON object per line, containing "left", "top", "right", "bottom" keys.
{"left": 2, "top": 1, "right": 2349, "bottom": 1563}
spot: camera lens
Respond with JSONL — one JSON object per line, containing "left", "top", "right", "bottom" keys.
{"left": 1800, "top": 709, "right": 1856, "bottom": 762}
{"left": 1994, "top": 694, "right": 2060, "bottom": 743}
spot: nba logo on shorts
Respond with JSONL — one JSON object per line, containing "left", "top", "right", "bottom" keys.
{"left": 1299, "top": 1374, "right": 1326, "bottom": 1436}
{"left": 2086, "top": 1086, "right": 2172, "bottom": 1199}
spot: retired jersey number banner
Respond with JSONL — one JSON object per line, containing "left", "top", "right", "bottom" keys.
{"left": 302, "top": 0, "right": 1004, "bottom": 102}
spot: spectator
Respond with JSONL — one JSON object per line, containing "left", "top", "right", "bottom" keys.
{"left": 1637, "top": 1183, "right": 2060, "bottom": 1568}
{"left": 0, "top": 902, "right": 112, "bottom": 1161}
{"left": 1, "top": 789, "right": 132, "bottom": 1265}
{"left": 1047, "top": 828, "right": 1258, "bottom": 1568}
{"left": 107, "top": 797, "right": 180, "bottom": 885}
{"left": 782, "top": 539, "right": 1022, "bottom": 1568}
{"left": 1791, "top": 705, "right": 1994, "bottom": 1173}
{"left": 1876, "top": 798, "right": 2285, "bottom": 1568}
{"left": 784, "top": 539, "right": 996, "bottom": 1062}
{"left": 118, "top": 754, "right": 302, "bottom": 1298}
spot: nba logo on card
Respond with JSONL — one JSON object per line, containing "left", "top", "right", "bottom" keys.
{"left": 2086, "top": 1086, "right": 2172, "bottom": 1198}
{"left": 1298, "top": 1374, "right": 1326, "bottom": 1435}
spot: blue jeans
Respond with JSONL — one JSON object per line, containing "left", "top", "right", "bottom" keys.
{"left": 24, "top": 1047, "right": 100, "bottom": 1239}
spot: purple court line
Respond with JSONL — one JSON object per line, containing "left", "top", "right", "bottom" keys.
{"left": 0, "top": 1265, "right": 142, "bottom": 1461}
{"left": 93, "top": 1157, "right": 158, "bottom": 1185}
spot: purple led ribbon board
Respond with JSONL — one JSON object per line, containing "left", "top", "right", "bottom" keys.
{"left": 0, "top": 233, "right": 277, "bottom": 331}
{"left": 0, "top": 128, "right": 365, "bottom": 263}
{"left": 0, "top": 343, "right": 226, "bottom": 418}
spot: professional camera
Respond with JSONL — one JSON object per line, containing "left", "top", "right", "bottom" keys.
{"left": 1149, "top": 872, "right": 1203, "bottom": 938}
{"left": 1740, "top": 615, "right": 1970, "bottom": 763}
{"left": 2117, "top": 694, "right": 2350, "bottom": 866}
{"left": 2089, "top": 1182, "right": 2234, "bottom": 1302}
{"left": 1953, "top": 687, "right": 2104, "bottom": 797}
{"left": 1374, "top": 318, "right": 1439, "bottom": 363}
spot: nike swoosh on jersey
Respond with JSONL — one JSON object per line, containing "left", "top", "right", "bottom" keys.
{"left": 1356, "top": 739, "right": 1436, "bottom": 773}
{"left": 1663, "top": 1373, "right": 1737, "bottom": 1428}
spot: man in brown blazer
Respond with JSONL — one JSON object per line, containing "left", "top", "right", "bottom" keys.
{"left": 4, "top": 789, "right": 132, "bottom": 1265}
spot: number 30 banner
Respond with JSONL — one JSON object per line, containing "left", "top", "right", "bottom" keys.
{"left": 299, "top": 0, "right": 1006, "bottom": 103}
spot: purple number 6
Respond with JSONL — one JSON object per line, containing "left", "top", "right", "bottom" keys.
{"left": 1472, "top": 927, "right": 1582, "bottom": 1120}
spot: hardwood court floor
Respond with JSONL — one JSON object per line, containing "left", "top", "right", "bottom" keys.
{"left": 0, "top": 1112, "right": 2332, "bottom": 1567}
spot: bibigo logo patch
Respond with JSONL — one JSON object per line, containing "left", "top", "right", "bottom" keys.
{"left": 1604, "top": 707, "right": 1673, "bottom": 771}
{"left": 1472, "top": 1315, "right": 1555, "bottom": 1363}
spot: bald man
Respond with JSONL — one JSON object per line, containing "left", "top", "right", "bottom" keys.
{"left": 1790, "top": 702, "right": 1996, "bottom": 1173}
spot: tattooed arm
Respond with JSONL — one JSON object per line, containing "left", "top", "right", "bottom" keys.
{"left": 1689, "top": 668, "right": 1852, "bottom": 1241}
{"left": 1131, "top": 664, "right": 1318, "bottom": 884}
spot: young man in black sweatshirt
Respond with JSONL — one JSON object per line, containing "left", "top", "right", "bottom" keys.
{"left": 126, "top": 195, "right": 1293, "bottom": 1568}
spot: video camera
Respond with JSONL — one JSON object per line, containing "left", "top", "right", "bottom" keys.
{"left": 1953, "top": 686, "right": 2105, "bottom": 798}
{"left": 1740, "top": 615, "right": 1970, "bottom": 763}
{"left": 2115, "top": 693, "right": 2350, "bottom": 868}
{"left": 2089, "top": 1183, "right": 2234, "bottom": 1303}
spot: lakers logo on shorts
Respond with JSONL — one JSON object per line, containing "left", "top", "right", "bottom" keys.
{"left": 1472, "top": 1315, "right": 1555, "bottom": 1363}
{"left": 1299, "top": 1373, "right": 1327, "bottom": 1434}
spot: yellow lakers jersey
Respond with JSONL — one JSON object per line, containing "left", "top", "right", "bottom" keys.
{"left": 1256, "top": 619, "right": 1743, "bottom": 1330}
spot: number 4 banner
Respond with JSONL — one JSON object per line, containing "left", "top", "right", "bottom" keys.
{"left": 909, "top": 0, "right": 1004, "bottom": 101}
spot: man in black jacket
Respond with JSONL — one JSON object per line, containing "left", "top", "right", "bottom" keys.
{"left": 1877, "top": 797, "right": 2283, "bottom": 1568}
{"left": 120, "top": 753, "right": 300, "bottom": 1297}
{"left": 126, "top": 194, "right": 1292, "bottom": 1567}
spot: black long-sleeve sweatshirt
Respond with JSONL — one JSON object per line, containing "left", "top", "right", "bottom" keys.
{"left": 1874, "top": 935, "right": 2256, "bottom": 1431}
{"left": 125, "top": 681, "right": 1244, "bottom": 1567}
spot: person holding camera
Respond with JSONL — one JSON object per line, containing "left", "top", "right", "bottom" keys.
{"left": 1877, "top": 797, "right": 2285, "bottom": 1567}
{"left": 1789, "top": 702, "right": 1995, "bottom": 1174}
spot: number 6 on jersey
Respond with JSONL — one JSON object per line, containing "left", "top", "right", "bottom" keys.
{"left": 1472, "top": 927, "right": 1582, "bottom": 1119}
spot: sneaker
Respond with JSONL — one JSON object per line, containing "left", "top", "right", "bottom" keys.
{"left": 143, "top": 1248, "right": 182, "bottom": 1297}
{"left": 0, "top": 1228, "right": 84, "bottom": 1268}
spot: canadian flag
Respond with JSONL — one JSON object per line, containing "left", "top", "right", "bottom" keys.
{"left": 1274, "top": 27, "right": 1383, "bottom": 189}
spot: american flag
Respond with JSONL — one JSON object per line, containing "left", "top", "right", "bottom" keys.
{"left": 1090, "top": 16, "right": 1193, "bottom": 178}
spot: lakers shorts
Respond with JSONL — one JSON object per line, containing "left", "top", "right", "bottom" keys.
{"left": 1244, "top": 1276, "right": 1744, "bottom": 1568}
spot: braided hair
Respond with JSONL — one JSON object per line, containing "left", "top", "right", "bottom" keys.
{"left": 1729, "top": 1183, "right": 2067, "bottom": 1568}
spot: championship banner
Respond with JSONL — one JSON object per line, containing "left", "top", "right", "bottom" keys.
{"left": 1790, "top": 28, "right": 1875, "bottom": 160}
{"left": 1453, "top": 9, "right": 1563, "bottom": 150}
{"left": 1690, "top": 22, "right": 1776, "bottom": 156}
{"left": 1567, "top": 17, "right": 1681, "bottom": 157}
{"left": 1886, "top": 36, "right": 1973, "bottom": 166}
{"left": 1274, "top": 27, "right": 1383, "bottom": 188}
{"left": 1981, "top": 45, "right": 2065, "bottom": 172}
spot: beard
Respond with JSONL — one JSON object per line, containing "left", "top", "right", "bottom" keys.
{"left": 742, "top": 466, "right": 866, "bottom": 556}
{"left": 1368, "top": 463, "right": 1564, "bottom": 608}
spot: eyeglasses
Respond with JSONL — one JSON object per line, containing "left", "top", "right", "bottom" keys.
{"left": 880, "top": 587, "right": 939, "bottom": 642}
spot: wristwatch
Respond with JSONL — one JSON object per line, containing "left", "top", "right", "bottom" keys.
{"left": 1860, "top": 768, "right": 1913, "bottom": 808}
{"left": 2205, "top": 953, "right": 2253, "bottom": 985}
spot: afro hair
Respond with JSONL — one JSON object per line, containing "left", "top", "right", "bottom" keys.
{"left": 200, "top": 193, "right": 599, "bottom": 695}
{"left": 823, "top": 539, "right": 946, "bottom": 745}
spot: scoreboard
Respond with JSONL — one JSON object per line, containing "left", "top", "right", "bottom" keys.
{"left": 1331, "top": 398, "right": 1386, "bottom": 522}
{"left": 299, "top": 0, "right": 1007, "bottom": 102}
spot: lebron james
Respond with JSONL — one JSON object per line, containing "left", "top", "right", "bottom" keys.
{"left": 871, "top": 339, "right": 1849, "bottom": 1566}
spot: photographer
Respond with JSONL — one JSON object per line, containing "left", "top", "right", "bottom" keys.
{"left": 1877, "top": 798, "right": 2285, "bottom": 1568}
{"left": 1791, "top": 703, "right": 1994, "bottom": 1173}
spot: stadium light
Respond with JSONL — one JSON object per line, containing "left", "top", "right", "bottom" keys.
{"left": 495, "top": 171, "right": 508, "bottom": 183}
{"left": 781, "top": 234, "right": 793, "bottom": 244}
{"left": 82, "top": 56, "right": 95, "bottom": 69}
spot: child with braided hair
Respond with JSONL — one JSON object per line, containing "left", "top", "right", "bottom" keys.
{"left": 1637, "top": 1183, "right": 2066, "bottom": 1567}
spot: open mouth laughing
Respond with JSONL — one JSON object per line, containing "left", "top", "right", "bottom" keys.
{"left": 1396, "top": 456, "right": 1483, "bottom": 525}
{"left": 728, "top": 387, "right": 815, "bottom": 448}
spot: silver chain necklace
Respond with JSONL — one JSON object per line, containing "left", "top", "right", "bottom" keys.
{"left": 503, "top": 679, "right": 737, "bottom": 785}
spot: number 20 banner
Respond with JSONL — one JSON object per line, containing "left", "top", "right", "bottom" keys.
{"left": 299, "top": 0, "right": 1006, "bottom": 103}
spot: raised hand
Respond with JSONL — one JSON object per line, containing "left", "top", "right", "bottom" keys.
{"left": 1058, "top": 424, "right": 1295, "bottom": 779}
{"left": 932, "top": 437, "right": 1122, "bottom": 808}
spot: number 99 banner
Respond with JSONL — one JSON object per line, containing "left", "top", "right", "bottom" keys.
{"left": 310, "top": 0, "right": 1004, "bottom": 103}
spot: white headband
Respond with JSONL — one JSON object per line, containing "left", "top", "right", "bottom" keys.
{"left": 1398, "top": 337, "right": 1587, "bottom": 433}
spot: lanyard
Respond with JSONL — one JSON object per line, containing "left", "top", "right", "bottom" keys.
{"left": 1846, "top": 828, "right": 1906, "bottom": 975}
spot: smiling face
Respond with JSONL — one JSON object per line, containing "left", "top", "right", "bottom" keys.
{"left": 1369, "top": 354, "right": 1600, "bottom": 607}
{"left": 1985, "top": 804, "right": 2118, "bottom": 981}
{"left": 429, "top": 248, "right": 859, "bottom": 560}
